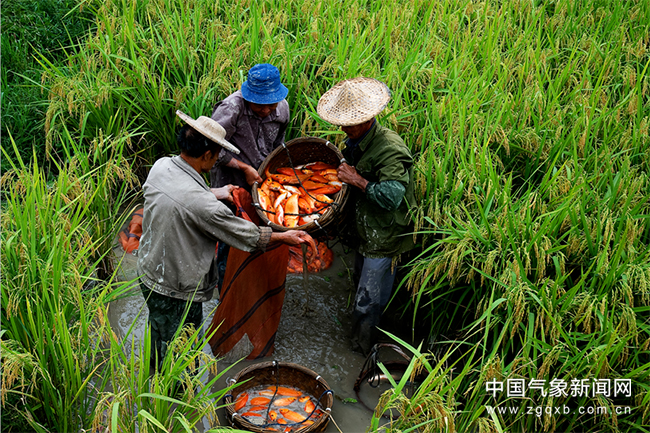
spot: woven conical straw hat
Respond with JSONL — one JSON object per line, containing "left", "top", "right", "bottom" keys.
{"left": 176, "top": 110, "right": 240, "bottom": 154}
{"left": 317, "top": 77, "right": 391, "bottom": 126}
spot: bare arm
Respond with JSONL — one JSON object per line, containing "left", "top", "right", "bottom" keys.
{"left": 337, "top": 163, "right": 369, "bottom": 192}
{"left": 210, "top": 184, "right": 239, "bottom": 203}
{"left": 270, "top": 230, "right": 314, "bottom": 246}
{"left": 225, "top": 158, "right": 263, "bottom": 186}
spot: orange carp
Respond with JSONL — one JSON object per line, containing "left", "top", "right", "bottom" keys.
{"left": 250, "top": 396, "right": 271, "bottom": 406}
{"left": 304, "top": 399, "right": 315, "bottom": 413}
{"left": 279, "top": 408, "right": 306, "bottom": 423}
{"left": 234, "top": 393, "right": 248, "bottom": 411}
{"left": 283, "top": 194, "right": 300, "bottom": 228}
{"left": 273, "top": 396, "right": 297, "bottom": 406}
{"left": 265, "top": 386, "right": 304, "bottom": 397}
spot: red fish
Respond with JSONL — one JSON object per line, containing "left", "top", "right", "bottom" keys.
{"left": 241, "top": 411, "right": 262, "bottom": 417}
{"left": 269, "top": 173, "right": 313, "bottom": 185}
{"left": 301, "top": 180, "right": 328, "bottom": 191}
{"left": 310, "top": 185, "right": 340, "bottom": 195}
{"left": 273, "top": 397, "right": 297, "bottom": 406}
{"left": 304, "top": 400, "right": 315, "bottom": 413}
{"left": 276, "top": 167, "right": 300, "bottom": 176}
{"left": 234, "top": 393, "right": 248, "bottom": 411}
{"left": 260, "top": 178, "right": 273, "bottom": 195}
{"left": 313, "top": 194, "right": 333, "bottom": 205}
{"left": 268, "top": 180, "right": 286, "bottom": 192}
{"left": 298, "top": 197, "right": 312, "bottom": 214}
{"left": 310, "top": 174, "right": 329, "bottom": 184}
{"left": 279, "top": 408, "right": 305, "bottom": 423}
{"left": 274, "top": 191, "right": 289, "bottom": 210}
{"left": 258, "top": 190, "right": 274, "bottom": 215}
{"left": 319, "top": 168, "right": 338, "bottom": 177}
{"left": 283, "top": 194, "right": 300, "bottom": 228}
{"left": 275, "top": 203, "right": 285, "bottom": 225}
{"left": 250, "top": 397, "right": 271, "bottom": 406}
{"left": 265, "top": 386, "right": 303, "bottom": 397}
{"left": 305, "top": 161, "right": 335, "bottom": 170}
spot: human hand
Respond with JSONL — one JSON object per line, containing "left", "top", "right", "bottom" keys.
{"left": 210, "top": 185, "right": 238, "bottom": 203}
{"left": 242, "top": 164, "right": 263, "bottom": 186}
{"left": 272, "top": 230, "right": 315, "bottom": 248}
{"left": 337, "top": 163, "right": 369, "bottom": 192}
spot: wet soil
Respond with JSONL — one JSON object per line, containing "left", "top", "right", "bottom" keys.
{"left": 108, "top": 242, "right": 408, "bottom": 432}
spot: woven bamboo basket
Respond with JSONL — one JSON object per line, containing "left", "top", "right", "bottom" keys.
{"left": 252, "top": 137, "right": 350, "bottom": 236}
{"left": 224, "top": 361, "right": 334, "bottom": 433}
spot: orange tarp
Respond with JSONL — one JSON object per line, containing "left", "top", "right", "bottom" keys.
{"left": 118, "top": 208, "right": 143, "bottom": 253}
{"left": 208, "top": 189, "right": 289, "bottom": 359}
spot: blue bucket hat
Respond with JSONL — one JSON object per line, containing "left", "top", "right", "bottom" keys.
{"left": 241, "top": 64, "right": 289, "bottom": 105}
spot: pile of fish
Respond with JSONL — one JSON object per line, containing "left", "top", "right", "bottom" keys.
{"left": 287, "top": 241, "right": 334, "bottom": 273}
{"left": 233, "top": 385, "right": 325, "bottom": 432}
{"left": 257, "top": 162, "right": 342, "bottom": 227}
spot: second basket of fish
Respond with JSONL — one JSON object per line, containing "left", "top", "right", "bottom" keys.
{"left": 252, "top": 137, "right": 350, "bottom": 236}
{"left": 225, "top": 361, "right": 334, "bottom": 432}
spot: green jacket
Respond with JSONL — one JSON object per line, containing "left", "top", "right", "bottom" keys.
{"left": 342, "top": 123, "right": 415, "bottom": 258}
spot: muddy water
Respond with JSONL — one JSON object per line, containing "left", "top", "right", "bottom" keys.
{"left": 108, "top": 243, "right": 393, "bottom": 432}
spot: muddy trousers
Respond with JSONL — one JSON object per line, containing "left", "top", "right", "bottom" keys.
{"left": 351, "top": 253, "right": 397, "bottom": 355}
{"left": 140, "top": 283, "right": 203, "bottom": 371}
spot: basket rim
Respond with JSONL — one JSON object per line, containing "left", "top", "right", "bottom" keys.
{"left": 252, "top": 137, "right": 350, "bottom": 234}
{"left": 224, "top": 361, "right": 334, "bottom": 433}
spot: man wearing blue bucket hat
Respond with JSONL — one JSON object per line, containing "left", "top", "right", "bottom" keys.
{"left": 209, "top": 63, "right": 290, "bottom": 293}
{"left": 209, "top": 63, "right": 290, "bottom": 191}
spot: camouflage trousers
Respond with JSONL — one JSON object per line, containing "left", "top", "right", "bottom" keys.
{"left": 140, "top": 282, "right": 203, "bottom": 371}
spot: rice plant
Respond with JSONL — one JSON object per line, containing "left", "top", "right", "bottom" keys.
{"left": 0, "top": 133, "right": 238, "bottom": 430}
{"left": 15, "top": 0, "right": 650, "bottom": 431}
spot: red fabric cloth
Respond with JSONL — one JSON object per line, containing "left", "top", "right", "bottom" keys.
{"left": 118, "top": 207, "right": 143, "bottom": 253}
{"left": 208, "top": 189, "right": 289, "bottom": 359}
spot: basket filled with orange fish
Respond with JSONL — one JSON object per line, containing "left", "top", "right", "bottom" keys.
{"left": 225, "top": 361, "right": 334, "bottom": 433}
{"left": 252, "top": 137, "right": 350, "bottom": 236}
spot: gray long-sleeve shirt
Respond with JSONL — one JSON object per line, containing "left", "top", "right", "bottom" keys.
{"left": 137, "top": 155, "right": 272, "bottom": 302}
{"left": 209, "top": 90, "right": 289, "bottom": 189}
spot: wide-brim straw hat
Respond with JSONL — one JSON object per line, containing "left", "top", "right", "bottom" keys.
{"left": 176, "top": 110, "right": 240, "bottom": 154}
{"left": 317, "top": 77, "right": 391, "bottom": 126}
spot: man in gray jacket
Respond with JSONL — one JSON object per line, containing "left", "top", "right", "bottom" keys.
{"left": 137, "top": 112, "right": 311, "bottom": 370}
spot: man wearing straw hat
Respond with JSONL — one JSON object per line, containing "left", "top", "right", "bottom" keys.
{"left": 138, "top": 111, "right": 311, "bottom": 370}
{"left": 317, "top": 77, "right": 415, "bottom": 355}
